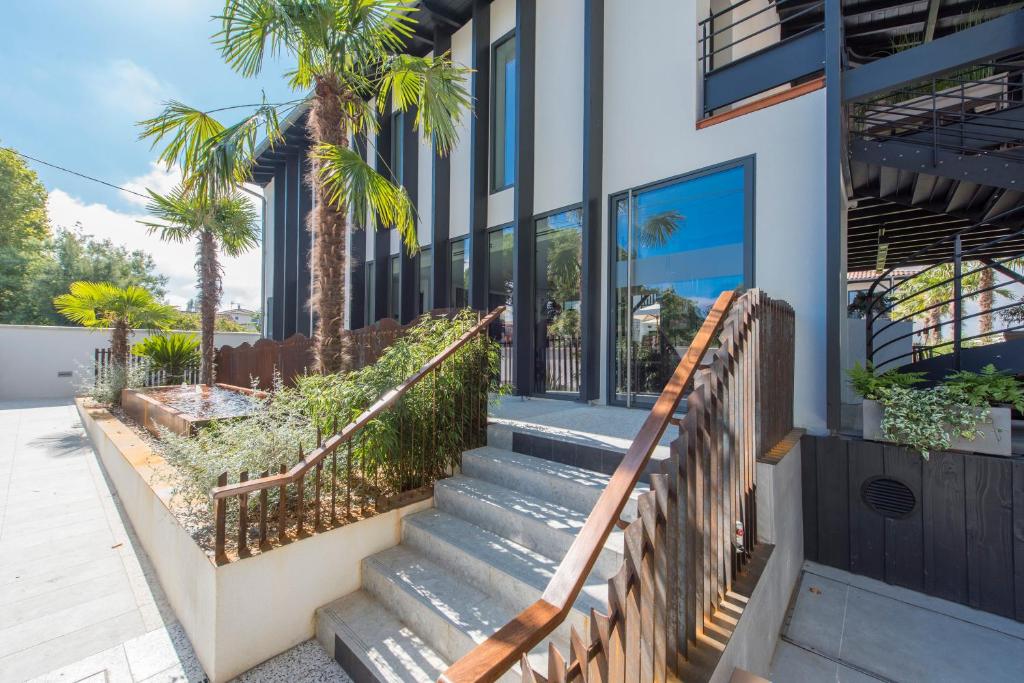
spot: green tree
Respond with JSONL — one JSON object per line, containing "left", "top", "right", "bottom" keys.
{"left": 140, "top": 188, "right": 258, "bottom": 384}
{"left": 140, "top": 0, "right": 471, "bottom": 374}
{"left": 5, "top": 227, "right": 168, "bottom": 325}
{"left": 167, "top": 309, "right": 252, "bottom": 332}
{"left": 54, "top": 282, "right": 175, "bottom": 370}
{"left": 0, "top": 147, "right": 51, "bottom": 321}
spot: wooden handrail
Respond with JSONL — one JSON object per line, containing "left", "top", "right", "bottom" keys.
{"left": 438, "top": 290, "right": 738, "bottom": 683}
{"left": 211, "top": 306, "right": 505, "bottom": 501}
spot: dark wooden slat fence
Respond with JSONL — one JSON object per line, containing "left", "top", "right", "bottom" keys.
{"left": 803, "top": 434, "right": 1024, "bottom": 622}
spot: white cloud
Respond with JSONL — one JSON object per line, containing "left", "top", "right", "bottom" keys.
{"left": 46, "top": 189, "right": 262, "bottom": 311}
{"left": 122, "top": 162, "right": 182, "bottom": 206}
{"left": 86, "top": 59, "right": 172, "bottom": 118}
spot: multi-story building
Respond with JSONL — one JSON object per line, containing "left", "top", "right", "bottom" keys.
{"left": 250, "top": 0, "right": 1024, "bottom": 436}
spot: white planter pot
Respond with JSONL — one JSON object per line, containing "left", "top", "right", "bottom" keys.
{"left": 862, "top": 399, "right": 1013, "bottom": 457}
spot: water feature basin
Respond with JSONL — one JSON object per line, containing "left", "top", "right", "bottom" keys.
{"left": 121, "top": 383, "right": 265, "bottom": 437}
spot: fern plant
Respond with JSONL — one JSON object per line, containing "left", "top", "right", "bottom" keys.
{"left": 846, "top": 362, "right": 927, "bottom": 401}
{"left": 945, "top": 364, "right": 1024, "bottom": 412}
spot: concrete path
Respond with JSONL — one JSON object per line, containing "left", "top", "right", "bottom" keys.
{"left": 0, "top": 400, "right": 350, "bottom": 682}
{"left": 771, "top": 561, "right": 1024, "bottom": 682}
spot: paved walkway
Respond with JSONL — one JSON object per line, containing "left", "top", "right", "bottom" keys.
{"left": 0, "top": 400, "right": 349, "bottom": 682}
{"left": 771, "top": 562, "right": 1024, "bottom": 682}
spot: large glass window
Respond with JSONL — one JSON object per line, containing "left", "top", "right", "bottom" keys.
{"left": 365, "top": 261, "right": 375, "bottom": 326}
{"left": 535, "top": 208, "right": 582, "bottom": 395}
{"left": 612, "top": 164, "right": 748, "bottom": 405}
{"left": 492, "top": 35, "right": 516, "bottom": 191}
{"left": 417, "top": 247, "right": 432, "bottom": 314}
{"left": 450, "top": 238, "right": 470, "bottom": 307}
{"left": 488, "top": 226, "right": 515, "bottom": 387}
{"left": 389, "top": 255, "right": 400, "bottom": 320}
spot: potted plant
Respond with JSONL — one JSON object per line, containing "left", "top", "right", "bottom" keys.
{"left": 848, "top": 362, "right": 1021, "bottom": 457}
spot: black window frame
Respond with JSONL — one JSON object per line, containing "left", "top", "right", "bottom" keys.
{"left": 603, "top": 155, "right": 757, "bottom": 407}
{"left": 490, "top": 29, "right": 517, "bottom": 194}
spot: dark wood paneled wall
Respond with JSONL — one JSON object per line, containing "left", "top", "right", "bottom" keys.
{"left": 802, "top": 434, "right": 1024, "bottom": 621}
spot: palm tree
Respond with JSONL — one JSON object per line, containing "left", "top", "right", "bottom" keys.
{"left": 140, "top": 0, "right": 471, "bottom": 374}
{"left": 54, "top": 281, "right": 175, "bottom": 369}
{"left": 139, "top": 187, "right": 259, "bottom": 384}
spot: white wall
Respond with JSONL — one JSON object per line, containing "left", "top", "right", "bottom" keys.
{"left": 534, "top": 0, "right": 585, "bottom": 216}
{"left": 449, "top": 21, "right": 474, "bottom": 240}
{"left": 0, "top": 326, "right": 260, "bottom": 401}
{"left": 602, "top": 0, "right": 829, "bottom": 432}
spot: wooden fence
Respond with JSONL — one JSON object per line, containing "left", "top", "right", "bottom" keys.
{"left": 215, "top": 310, "right": 458, "bottom": 389}
{"left": 803, "top": 434, "right": 1024, "bottom": 622}
{"left": 94, "top": 348, "right": 199, "bottom": 387}
{"left": 440, "top": 289, "right": 797, "bottom": 683}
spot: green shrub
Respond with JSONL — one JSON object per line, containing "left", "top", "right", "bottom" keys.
{"left": 846, "top": 362, "right": 926, "bottom": 401}
{"left": 154, "top": 310, "right": 501, "bottom": 540}
{"left": 878, "top": 386, "right": 985, "bottom": 460}
{"left": 132, "top": 333, "right": 200, "bottom": 383}
{"left": 84, "top": 360, "right": 150, "bottom": 405}
{"left": 944, "top": 364, "right": 1024, "bottom": 412}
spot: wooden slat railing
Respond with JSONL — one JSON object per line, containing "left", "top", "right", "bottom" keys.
{"left": 440, "top": 289, "right": 796, "bottom": 683}
{"left": 208, "top": 307, "right": 504, "bottom": 564}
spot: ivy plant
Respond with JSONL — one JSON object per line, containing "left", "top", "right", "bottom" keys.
{"left": 846, "top": 362, "right": 926, "bottom": 401}
{"left": 877, "top": 386, "right": 986, "bottom": 460}
{"left": 944, "top": 364, "right": 1024, "bottom": 413}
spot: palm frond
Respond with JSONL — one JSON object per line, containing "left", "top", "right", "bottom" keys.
{"left": 54, "top": 281, "right": 174, "bottom": 330}
{"left": 378, "top": 52, "right": 472, "bottom": 155}
{"left": 313, "top": 142, "right": 418, "bottom": 253}
{"left": 140, "top": 186, "right": 259, "bottom": 257}
{"left": 216, "top": 0, "right": 295, "bottom": 78}
{"left": 638, "top": 210, "right": 685, "bottom": 249}
{"left": 138, "top": 102, "right": 225, "bottom": 174}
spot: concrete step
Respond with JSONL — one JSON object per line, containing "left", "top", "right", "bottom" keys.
{"left": 402, "top": 508, "right": 607, "bottom": 643}
{"left": 461, "top": 445, "right": 648, "bottom": 520}
{"left": 433, "top": 474, "right": 624, "bottom": 580}
{"left": 316, "top": 590, "right": 447, "bottom": 683}
{"left": 362, "top": 545, "right": 566, "bottom": 682}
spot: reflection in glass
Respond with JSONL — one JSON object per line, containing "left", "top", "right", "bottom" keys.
{"left": 365, "top": 261, "right": 375, "bottom": 325}
{"left": 389, "top": 255, "right": 400, "bottom": 320}
{"left": 488, "top": 226, "right": 515, "bottom": 388}
{"left": 613, "top": 166, "right": 746, "bottom": 404}
{"left": 417, "top": 248, "right": 432, "bottom": 314}
{"left": 535, "top": 209, "right": 582, "bottom": 395}
{"left": 449, "top": 238, "right": 469, "bottom": 307}
{"left": 492, "top": 36, "right": 516, "bottom": 190}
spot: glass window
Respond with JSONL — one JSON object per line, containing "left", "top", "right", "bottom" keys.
{"left": 488, "top": 226, "right": 515, "bottom": 388}
{"left": 535, "top": 209, "right": 583, "bottom": 395}
{"left": 612, "top": 165, "right": 747, "bottom": 405}
{"left": 492, "top": 35, "right": 516, "bottom": 191}
{"left": 418, "top": 248, "right": 432, "bottom": 314}
{"left": 449, "top": 238, "right": 470, "bottom": 308}
{"left": 389, "top": 255, "right": 400, "bottom": 320}
{"left": 365, "top": 261, "right": 375, "bottom": 325}
{"left": 391, "top": 110, "right": 404, "bottom": 185}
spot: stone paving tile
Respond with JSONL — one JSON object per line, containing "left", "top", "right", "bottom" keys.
{"left": 777, "top": 563, "right": 1024, "bottom": 682}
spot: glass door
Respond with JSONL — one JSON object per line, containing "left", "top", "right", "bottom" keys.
{"left": 534, "top": 208, "right": 582, "bottom": 396}
{"left": 488, "top": 226, "right": 515, "bottom": 388}
{"left": 613, "top": 164, "right": 748, "bottom": 405}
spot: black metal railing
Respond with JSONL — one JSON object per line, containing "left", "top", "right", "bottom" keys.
{"left": 851, "top": 58, "right": 1024, "bottom": 163}
{"left": 865, "top": 206, "right": 1024, "bottom": 371}
{"left": 698, "top": 0, "right": 825, "bottom": 114}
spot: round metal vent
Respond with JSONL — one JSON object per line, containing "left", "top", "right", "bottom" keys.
{"left": 861, "top": 477, "right": 916, "bottom": 518}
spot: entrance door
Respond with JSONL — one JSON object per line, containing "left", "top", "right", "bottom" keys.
{"left": 612, "top": 163, "right": 750, "bottom": 405}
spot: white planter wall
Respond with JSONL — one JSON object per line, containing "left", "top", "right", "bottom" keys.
{"left": 0, "top": 325, "right": 260, "bottom": 401}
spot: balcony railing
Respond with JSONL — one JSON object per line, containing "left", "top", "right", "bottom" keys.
{"left": 698, "top": 0, "right": 825, "bottom": 116}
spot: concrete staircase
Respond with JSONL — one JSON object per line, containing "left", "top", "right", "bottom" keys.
{"left": 315, "top": 445, "right": 646, "bottom": 682}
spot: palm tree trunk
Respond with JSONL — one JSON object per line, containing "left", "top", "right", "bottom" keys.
{"left": 110, "top": 321, "right": 129, "bottom": 370}
{"left": 308, "top": 75, "right": 351, "bottom": 374}
{"left": 198, "top": 229, "right": 220, "bottom": 384}
{"left": 978, "top": 267, "right": 994, "bottom": 336}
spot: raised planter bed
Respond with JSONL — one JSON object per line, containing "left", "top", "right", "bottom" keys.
{"left": 76, "top": 398, "right": 431, "bottom": 682}
{"left": 121, "top": 383, "right": 265, "bottom": 437}
{"left": 862, "top": 399, "right": 1013, "bottom": 457}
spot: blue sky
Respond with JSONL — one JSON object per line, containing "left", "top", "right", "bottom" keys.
{"left": 0, "top": 1, "right": 297, "bottom": 308}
